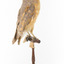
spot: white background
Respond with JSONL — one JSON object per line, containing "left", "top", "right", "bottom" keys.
{"left": 0, "top": 0, "right": 64, "bottom": 64}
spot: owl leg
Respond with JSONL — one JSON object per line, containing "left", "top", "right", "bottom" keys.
{"left": 29, "top": 27, "right": 35, "bottom": 48}
{"left": 30, "top": 27, "right": 35, "bottom": 37}
{"left": 27, "top": 32, "right": 30, "bottom": 36}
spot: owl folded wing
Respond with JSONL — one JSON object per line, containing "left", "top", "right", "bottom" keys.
{"left": 17, "top": 4, "right": 35, "bottom": 32}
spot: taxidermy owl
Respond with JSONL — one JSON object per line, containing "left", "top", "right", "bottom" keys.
{"left": 12, "top": 0, "right": 40, "bottom": 47}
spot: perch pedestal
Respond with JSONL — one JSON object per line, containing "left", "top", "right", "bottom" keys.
{"left": 26, "top": 35, "right": 40, "bottom": 64}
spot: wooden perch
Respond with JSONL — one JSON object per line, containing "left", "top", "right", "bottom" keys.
{"left": 25, "top": 35, "right": 41, "bottom": 64}
{"left": 26, "top": 35, "right": 41, "bottom": 43}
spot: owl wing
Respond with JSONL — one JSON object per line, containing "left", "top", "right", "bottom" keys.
{"left": 17, "top": 4, "right": 35, "bottom": 32}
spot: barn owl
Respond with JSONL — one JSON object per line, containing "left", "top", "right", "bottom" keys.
{"left": 12, "top": 0, "right": 40, "bottom": 47}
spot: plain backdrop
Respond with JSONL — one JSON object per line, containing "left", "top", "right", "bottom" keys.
{"left": 0, "top": 0, "right": 64, "bottom": 64}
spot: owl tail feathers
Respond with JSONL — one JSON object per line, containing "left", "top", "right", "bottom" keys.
{"left": 12, "top": 29, "right": 22, "bottom": 45}
{"left": 12, "top": 29, "right": 18, "bottom": 44}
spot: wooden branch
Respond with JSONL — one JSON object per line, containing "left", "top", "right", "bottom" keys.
{"left": 26, "top": 35, "right": 41, "bottom": 43}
